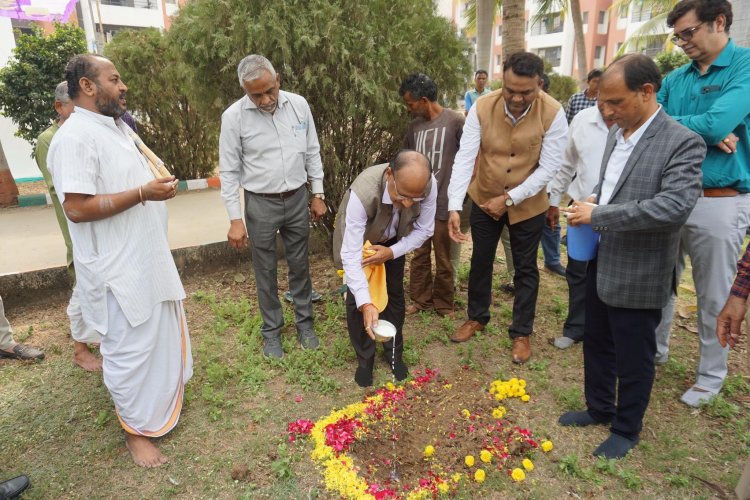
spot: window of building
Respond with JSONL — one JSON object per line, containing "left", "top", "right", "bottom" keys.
{"left": 597, "top": 10, "right": 609, "bottom": 34}
{"left": 631, "top": 3, "right": 653, "bottom": 22}
{"left": 534, "top": 46, "right": 562, "bottom": 67}
{"left": 582, "top": 11, "right": 589, "bottom": 24}
{"left": 96, "top": 24, "right": 145, "bottom": 43}
{"left": 497, "top": 24, "right": 503, "bottom": 37}
{"left": 598, "top": 11, "right": 606, "bottom": 24}
{"left": 619, "top": 4, "right": 628, "bottom": 18}
{"left": 99, "top": 0, "right": 158, "bottom": 9}
{"left": 529, "top": 12, "right": 564, "bottom": 36}
{"left": 640, "top": 34, "right": 668, "bottom": 57}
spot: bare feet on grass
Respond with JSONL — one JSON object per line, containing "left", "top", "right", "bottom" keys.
{"left": 73, "top": 342, "right": 102, "bottom": 372}
{"left": 126, "top": 434, "right": 168, "bottom": 468}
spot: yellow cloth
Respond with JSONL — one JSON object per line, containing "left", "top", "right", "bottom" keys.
{"left": 363, "top": 241, "right": 387, "bottom": 312}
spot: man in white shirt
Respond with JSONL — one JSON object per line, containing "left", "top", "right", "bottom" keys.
{"left": 447, "top": 52, "right": 568, "bottom": 364}
{"left": 560, "top": 54, "right": 704, "bottom": 459}
{"left": 333, "top": 150, "right": 436, "bottom": 387}
{"left": 48, "top": 54, "right": 193, "bottom": 468}
{"left": 219, "top": 55, "right": 326, "bottom": 359}
{"left": 547, "top": 103, "right": 615, "bottom": 349}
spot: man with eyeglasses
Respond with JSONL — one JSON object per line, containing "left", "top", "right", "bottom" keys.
{"left": 446, "top": 52, "right": 568, "bottom": 364}
{"left": 333, "top": 150, "right": 437, "bottom": 387}
{"left": 654, "top": 0, "right": 750, "bottom": 408}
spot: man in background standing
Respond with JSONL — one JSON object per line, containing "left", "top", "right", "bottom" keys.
{"left": 566, "top": 69, "right": 602, "bottom": 124}
{"left": 35, "top": 81, "right": 102, "bottom": 372}
{"left": 464, "top": 70, "right": 490, "bottom": 115}
{"left": 220, "top": 54, "right": 326, "bottom": 359}
{"left": 400, "top": 73, "right": 464, "bottom": 317}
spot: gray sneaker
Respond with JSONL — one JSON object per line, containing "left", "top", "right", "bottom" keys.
{"left": 297, "top": 329, "right": 320, "bottom": 350}
{"left": 0, "top": 343, "right": 45, "bottom": 361}
{"left": 263, "top": 337, "right": 284, "bottom": 359}
{"left": 553, "top": 336, "right": 576, "bottom": 349}
{"left": 284, "top": 290, "right": 323, "bottom": 303}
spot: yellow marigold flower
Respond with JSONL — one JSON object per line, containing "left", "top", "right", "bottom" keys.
{"left": 452, "top": 473, "right": 462, "bottom": 483}
{"left": 522, "top": 458, "right": 534, "bottom": 471}
{"left": 424, "top": 445, "right": 435, "bottom": 458}
{"left": 386, "top": 382, "right": 395, "bottom": 391}
{"left": 541, "top": 440, "right": 554, "bottom": 452}
{"left": 465, "top": 455, "right": 475, "bottom": 467}
{"left": 336, "top": 269, "right": 345, "bottom": 278}
{"left": 511, "top": 468, "right": 526, "bottom": 482}
{"left": 443, "top": 383, "right": 452, "bottom": 390}
{"left": 480, "top": 449, "right": 492, "bottom": 463}
{"left": 437, "top": 482, "right": 450, "bottom": 494}
{"left": 461, "top": 408, "right": 471, "bottom": 418}
{"left": 521, "top": 394, "right": 530, "bottom": 402}
{"left": 474, "top": 469, "right": 486, "bottom": 483}
{"left": 519, "top": 379, "right": 526, "bottom": 388}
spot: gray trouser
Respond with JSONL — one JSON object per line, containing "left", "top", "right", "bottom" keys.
{"left": 244, "top": 188, "right": 314, "bottom": 339}
{"left": 656, "top": 194, "right": 750, "bottom": 392}
{"left": 0, "top": 295, "right": 14, "bottom": 350}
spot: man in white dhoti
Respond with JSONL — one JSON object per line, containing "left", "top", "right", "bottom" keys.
{"left": 48, "top": 54, "right": 193, "bottom": 468}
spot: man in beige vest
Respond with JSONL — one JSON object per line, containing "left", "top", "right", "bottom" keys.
{"left": 447, "top": 52, "right": 568, "bottom": 364}
{"left": 333, "top": 150, "right": 437, "bottom": 387}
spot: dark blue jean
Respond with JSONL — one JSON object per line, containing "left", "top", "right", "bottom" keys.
{"left": 541, "top": 223, "right": 561, "bottom": 266}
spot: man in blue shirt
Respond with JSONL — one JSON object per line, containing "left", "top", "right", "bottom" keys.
{"left": 464, "top": 70, "right": 490, "bottom": 115}
{"left": 655, "top": 0, "right": 750, "bottom": 407}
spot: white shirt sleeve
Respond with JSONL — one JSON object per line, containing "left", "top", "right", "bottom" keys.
{"left": 389, "top": 176, "right": 438, "bottom": 259}
{"left": 304, "top": 101, "right": 325, "bottom": 194}
{"left": 50, "top": 136, "right": 99, "bottom": 201}
{"left": 340, "top": 191, "right": 373, "bottom": 308}
{"left": 447, "top": 105, "right": 481, "bottom": 211}
{"left": 507, "top": 108, "right": 568, "bottom": 204}
{"left": 219, "top": 108, "right": 244, "bottom": 221}
{"left": 548, "top": 118, "right": 579, "bottom": 206}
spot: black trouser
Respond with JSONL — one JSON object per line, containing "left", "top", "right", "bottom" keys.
{"left": 467, "top": 204, "right": 545, "bottom": 338}
{"left": 345, "top": 242, "right": 405, "bottom": 372}
{"left": 562, "top": 257, "right": 588, "bottom": 341}
{"left": 583, "top": 258, "right": 660, "bottom": 441}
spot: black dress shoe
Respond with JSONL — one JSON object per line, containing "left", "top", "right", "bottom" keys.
{"left": 558, "top": 410, "right": 611, "bottom": 427}
{"left": 354, "top": 366, "right": 373, "bottom": 387}
{"left": 0, "top": 475, "right": 30, "bottom": 499}
{"left": 593, "top": 433, "right": 639, "bottom": 459}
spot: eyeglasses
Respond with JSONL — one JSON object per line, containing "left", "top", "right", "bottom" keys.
{"left": 390, "top": 173, "right": 425, "bottom": 203}
{"left": 670, "top": 23, "right": 703, "bottom": 44}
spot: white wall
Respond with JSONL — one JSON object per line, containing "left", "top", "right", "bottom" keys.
{"left": 0, "top": 17, "right": 41, "bottom": 180}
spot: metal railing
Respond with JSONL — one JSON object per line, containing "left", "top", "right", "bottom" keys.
{"left": 99, "top": 0, "right": 158, "bottom": 9}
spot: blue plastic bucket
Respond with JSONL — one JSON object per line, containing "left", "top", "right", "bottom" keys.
{"left": 567, "top": 223, "right": 599, "bottom": 261}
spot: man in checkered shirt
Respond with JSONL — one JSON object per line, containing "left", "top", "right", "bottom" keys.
{"left": 565, "top": 69, "right": 603, "bottom": 124}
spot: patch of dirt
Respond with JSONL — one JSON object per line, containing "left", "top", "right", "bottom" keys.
{"left": 16, "top": 180, "right": 48, "bottom": 196}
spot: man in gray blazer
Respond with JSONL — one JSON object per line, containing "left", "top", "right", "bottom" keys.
{"left": 559, "top": 54, "right": 706, "bottom": 459}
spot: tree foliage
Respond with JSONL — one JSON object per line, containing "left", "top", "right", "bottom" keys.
{"left": 0, "top": 23, "right": 86, "bottom": 150}
{"left": 105, "top": 28, "right": 217, "bottom": 180}
{"left": 168, "top": 0, "right": 470, "bottom": 230}
{"left": 654, "top": 50, "right": 689, "bottom": 75}
{"left": 548, "top": 73, "right": 579, "bottom": 108}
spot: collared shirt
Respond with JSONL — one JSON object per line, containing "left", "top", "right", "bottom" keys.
{"left": 48, "top": 106, "right": 185, "bottom": 334}
{"left": 731, "top": 242, "right": 750, "bottom": 299}
{"left": 341, "top": 178, "right": 437, "bottom": 308}
{"left": 566, "top": 90, "right": 597, "bottom": 124}
{"left": 464, "top": 88, "right": 491, "bottom": 111}
{"left": 219, "top": 90, "right": 325, "bottom": 220}
{"left": 549, "top": 106, "right": 610, "bottom": 205}
{"left": 599, "top": 106, "right": 661, "bottom": 205}
{"left": 657, "top": 39, "right": 750, "bottom": 192}
{"left": 447, "top": 103, "right": 568, "bottom": 211}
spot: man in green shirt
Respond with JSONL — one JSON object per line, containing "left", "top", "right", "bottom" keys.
{"left": 655, "top": 0, "right": 750, "bottom": 407}
{"left": 35, "top": 81, "right": 102, "bottom": 372}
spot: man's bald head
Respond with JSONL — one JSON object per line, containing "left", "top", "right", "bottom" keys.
{"left": 392, "top": 150, "right": 431, "bottom": 180}
{"left": 601, "top": 54, "right": 662, "bottom": 93}
{"left": 65, "top": 54, "right": 109, "bottom": 100}
{"left": 387, "top": 150, "right": 431, "bottom": 208}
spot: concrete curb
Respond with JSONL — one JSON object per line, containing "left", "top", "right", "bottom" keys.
{"left": 0, "top": 227, "right": 332, "bottom": 310}
{"left": 16, "top": 177, "right": 222, "bottom": 207}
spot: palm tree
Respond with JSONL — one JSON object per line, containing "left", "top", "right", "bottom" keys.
{"left": 465, "top": 0, "right": 525, "bottom": 70}
{"left": 610, "top": 0, "right": 678, "bottom": 57}
{"left": 0, "top": 141, "right": 19, "bottom": 207}
{"left": 533, "top": 0, "right": 589, "bottom": 83}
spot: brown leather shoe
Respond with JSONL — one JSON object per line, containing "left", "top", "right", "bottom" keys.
{"left": 450, "top": 320, "right": 484, "bottom": 343}
{"left": 511, "top": 336, "right": 531, "bottom": 364}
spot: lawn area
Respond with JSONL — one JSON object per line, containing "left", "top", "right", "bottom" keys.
{"left": 1, "top": 242, "right": 748, "bottom": 499}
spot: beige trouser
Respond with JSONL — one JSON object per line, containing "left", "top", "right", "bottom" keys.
{"left": 0, "top": 295, "right": 15, "bottom": 350}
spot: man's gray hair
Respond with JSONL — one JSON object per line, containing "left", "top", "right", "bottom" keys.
{"left": 237, "top": 55, "right": 276, "bottom": 87}
{"left": 54, "top": 80, "right": 70, "bottom": 103}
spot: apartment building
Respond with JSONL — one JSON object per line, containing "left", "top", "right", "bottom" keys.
{"left": 1, "top": 0, "right": 183, "bottom": 179}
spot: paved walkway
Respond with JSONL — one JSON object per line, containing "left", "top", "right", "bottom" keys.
{"left": 0, "top": 189, "right": 233, "bottom": 275}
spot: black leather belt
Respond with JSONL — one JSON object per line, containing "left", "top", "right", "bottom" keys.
{"left": 251, "top": 186, "right": 301, "bottom": 199}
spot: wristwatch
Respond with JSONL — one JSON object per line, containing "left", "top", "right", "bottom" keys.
{"left": 505, "top": 195, "right": 514, "bottom": 207}
{"left": 312, "top": 193, "right": 325, "bottom": 201}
